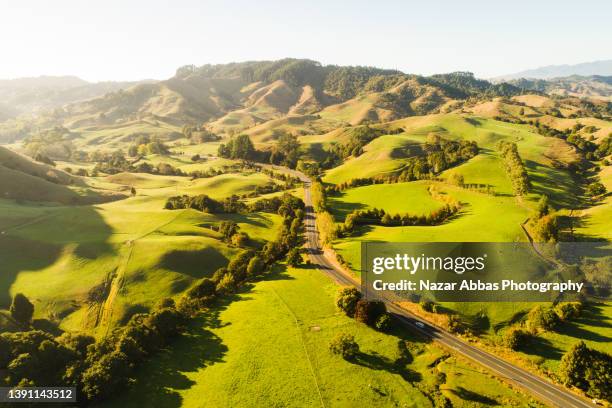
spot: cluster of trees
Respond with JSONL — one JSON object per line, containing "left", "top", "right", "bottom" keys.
{"left": 338, "top": 203, "right": 460, "bottom": 236}
{"left": 164, "top": 194, "right": 240, "bottom": 213}
{"left": 24, "top": 126, "right": 77, "bottom": 161}
{"left": 322, "top": 126, "right": 386, "bottom": 167}
{"left": 502, "top": 302, "right": 583, "bottom": 352}
{"left": 335, "top": 288, "right": 391, "bottom": 332}
{"left": 0, "top": 294, "right": 186, "bottom": 401}
{"left": 534, "top": 123, "right": 612, "bottom": 162}
{"left": 126, "top": 135, "right": 170, "bottom": 157}
{"left": 399, "top": 137, "right": 479, "bottom": 180}
{"left": 218, "top": 134, "right": 256, "bottom": 161}
{"left": 595, "top": 135, "right": 612, "bottom": 162}
{"left": 498, "top": 141, "right": 530, "bottom": 195}
{"left": 218, "top": 133, "right": 302, "bottom": 169}
{"left": 559, "top": 341, "right": 611, "bottom": 401}
{"left": 268, "top": 133, "right": 301, "bottom": 169}
{"left": 91, "top": 151, "right": 186, "bottom": 176}
{"left": 182, "top": 125, "right": 221, "bottom": 144}
{"left": 208, "top": 220, "right": 249, "bottom": 247}
{"left": 165, "top": 186, "right": 303, "bottom": 214}
{"left": 247, "top": 194, "right": 303, "bottom": 214}
{"left": 326, "top": 138, "right": 479, "bottom": 191}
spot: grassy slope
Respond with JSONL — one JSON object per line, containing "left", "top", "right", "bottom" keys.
{"left": 0, "top": 171, "right": 282, "bottom": 334}
{"left": 104, "top": 265, "right": 541, "bottom": 408}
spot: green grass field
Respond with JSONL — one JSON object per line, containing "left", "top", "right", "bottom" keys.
{"left": 103, "top": 265, "right": 541, "bottom": 408}
{"left": 0, "top": 169, "right": 285, "bottom": 335}
{"left": 328, "top": 181, "right": 445, "bottom": 221}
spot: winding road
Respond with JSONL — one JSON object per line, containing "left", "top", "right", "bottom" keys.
{"left": 278, "top": 165, "right": 596, "bottom": 408}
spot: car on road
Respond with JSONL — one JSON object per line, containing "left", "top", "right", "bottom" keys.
{"left": 415, "top": 321, "right": 426, "bottom": 328}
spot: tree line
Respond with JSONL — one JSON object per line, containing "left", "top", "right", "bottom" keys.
{"left": 165, "top": 191, "right": 303, "bottom": 216}
{"left": 337, "top": 203, "right": 460, "bottom": 237}
{"left": 497, "top": 141, "right": 530, "bottom": 196}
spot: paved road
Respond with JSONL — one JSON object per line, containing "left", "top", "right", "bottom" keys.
{"left": 288, "top": 171, "right": 595, "bottom": 408}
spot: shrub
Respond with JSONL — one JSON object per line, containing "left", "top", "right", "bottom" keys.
{"left": 186, "top": 278, "right": 216, "bottom": 300}
{"left": 246, "top": 256, "right": 264, "bottom": 278}
{"left": 286, "top": 248, "right": 302, "bottom": 267}
{"left": 355, "top": 300, "right": 387, "bottom": 326}
{"left": 329, "top": 333, "right": 359, "bottom": 360}
{"left": 336, "top": 288, "right": 362, "bottom": 317}
{"left": 503, "top": 327, "right": 531, "bottom": 350}
{"left": 216, "top": 273, "right": 236, "bottom": 294}
{"left": 375, "top": 314, "right": 392, "bottom": 332}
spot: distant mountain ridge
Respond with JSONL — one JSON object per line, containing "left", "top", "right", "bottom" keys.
{"left": 52, "top": 60, "right": 523, "bottom": 131}
{"left": 0, "top": 76, "right": 156, "bottom": 118}
{"left": 507, "top": 75, "right": 612, "bottom": 101}
{"left": 495, "top": 60, "right": 612, "bottom": 80}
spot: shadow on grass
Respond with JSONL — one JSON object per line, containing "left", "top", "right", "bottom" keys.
{"left": 493, "top": 311, "right": 528, "bottom": 333}
{"left": 520, "top": 336, "right": 564, "bottom": 360}
{"left": 109, "top": 264, "right": 296, "bottom": 407}
{"left": 449, "top": 386, "right": 499, "bottom": 405}
{"left": 115, "top": 314, "right": 228, "bottom": 408}
{"left": 352, "top": 350, "right": 423, "bottom": 383}
{"left": 575, "top": 303, "right": 612, "bottom": 330}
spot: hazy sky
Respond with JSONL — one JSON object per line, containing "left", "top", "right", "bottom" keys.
{"left": 1, "top": 0, "right": 610, "bottom": 82}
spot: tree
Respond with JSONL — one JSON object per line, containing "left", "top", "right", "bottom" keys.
{"left": 186, "top": 278, "right": 216, "bottom": 299}
{"left": 277, "top": 133, "right": 301, "bottom": 168}
{"left": 231, "top": 232, "right": 249, "bottom": 247}
{"left": 559, "top": 341, "right": 591, "bottom": 391}
{"left": 586, "top": 182, "right": 606, "bottom": 197}
{"left": 246, "top": 256, "right": 264, "bottom": 278}
{"left": 81, "top": 351, "right": 132, "bottom": 401}
{"left": 533, "top": 214, "right": 558, "bottom": 242}
{"left": 537, "top": 195, "right": 549, "bottom": 217}
{"left": 448, "top": 172, "right": 465, "bottom": 187}
{"left": 145, "top": 308, "right": 185, "bottom": 340}
{"left": 336, "top": 288, "right": 362, "bottom": 317}
{"left": 354, "top": 299, "right": 386, "bottom": 326}
{"left": 286, "top": 248, "right": 302, "bottom": 267}
{"left": 191, "top": 154, "right": 201, "bottom": 162}
{"left": 503, "top": 327, "right": 530, "bottom": 350}
{"left": 527, "top": 305, "right": 559, "bottom": 332}
{"left": 130, "top": 187, "right": 137, "bottom": 196}
{"left": 329, "top": 333, "right": 359, "bottom": 360}
{"left": 10, "top": 294, "right": 34, "bottom": 325}
{"left": 216, "top": 273, "right": 236, "bottom": 294}
{"left": 559, "top": 341, "right": 612, "bottom": 400}
{"left": 220, "top": 134, "right": 255, "bottom": 160}
{"left": 556, "top": 302, "right": 582, "bottom": 321}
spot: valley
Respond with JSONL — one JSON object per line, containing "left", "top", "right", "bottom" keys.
{"left": 0, "top": 59, "right": 610, "bottom": 407}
